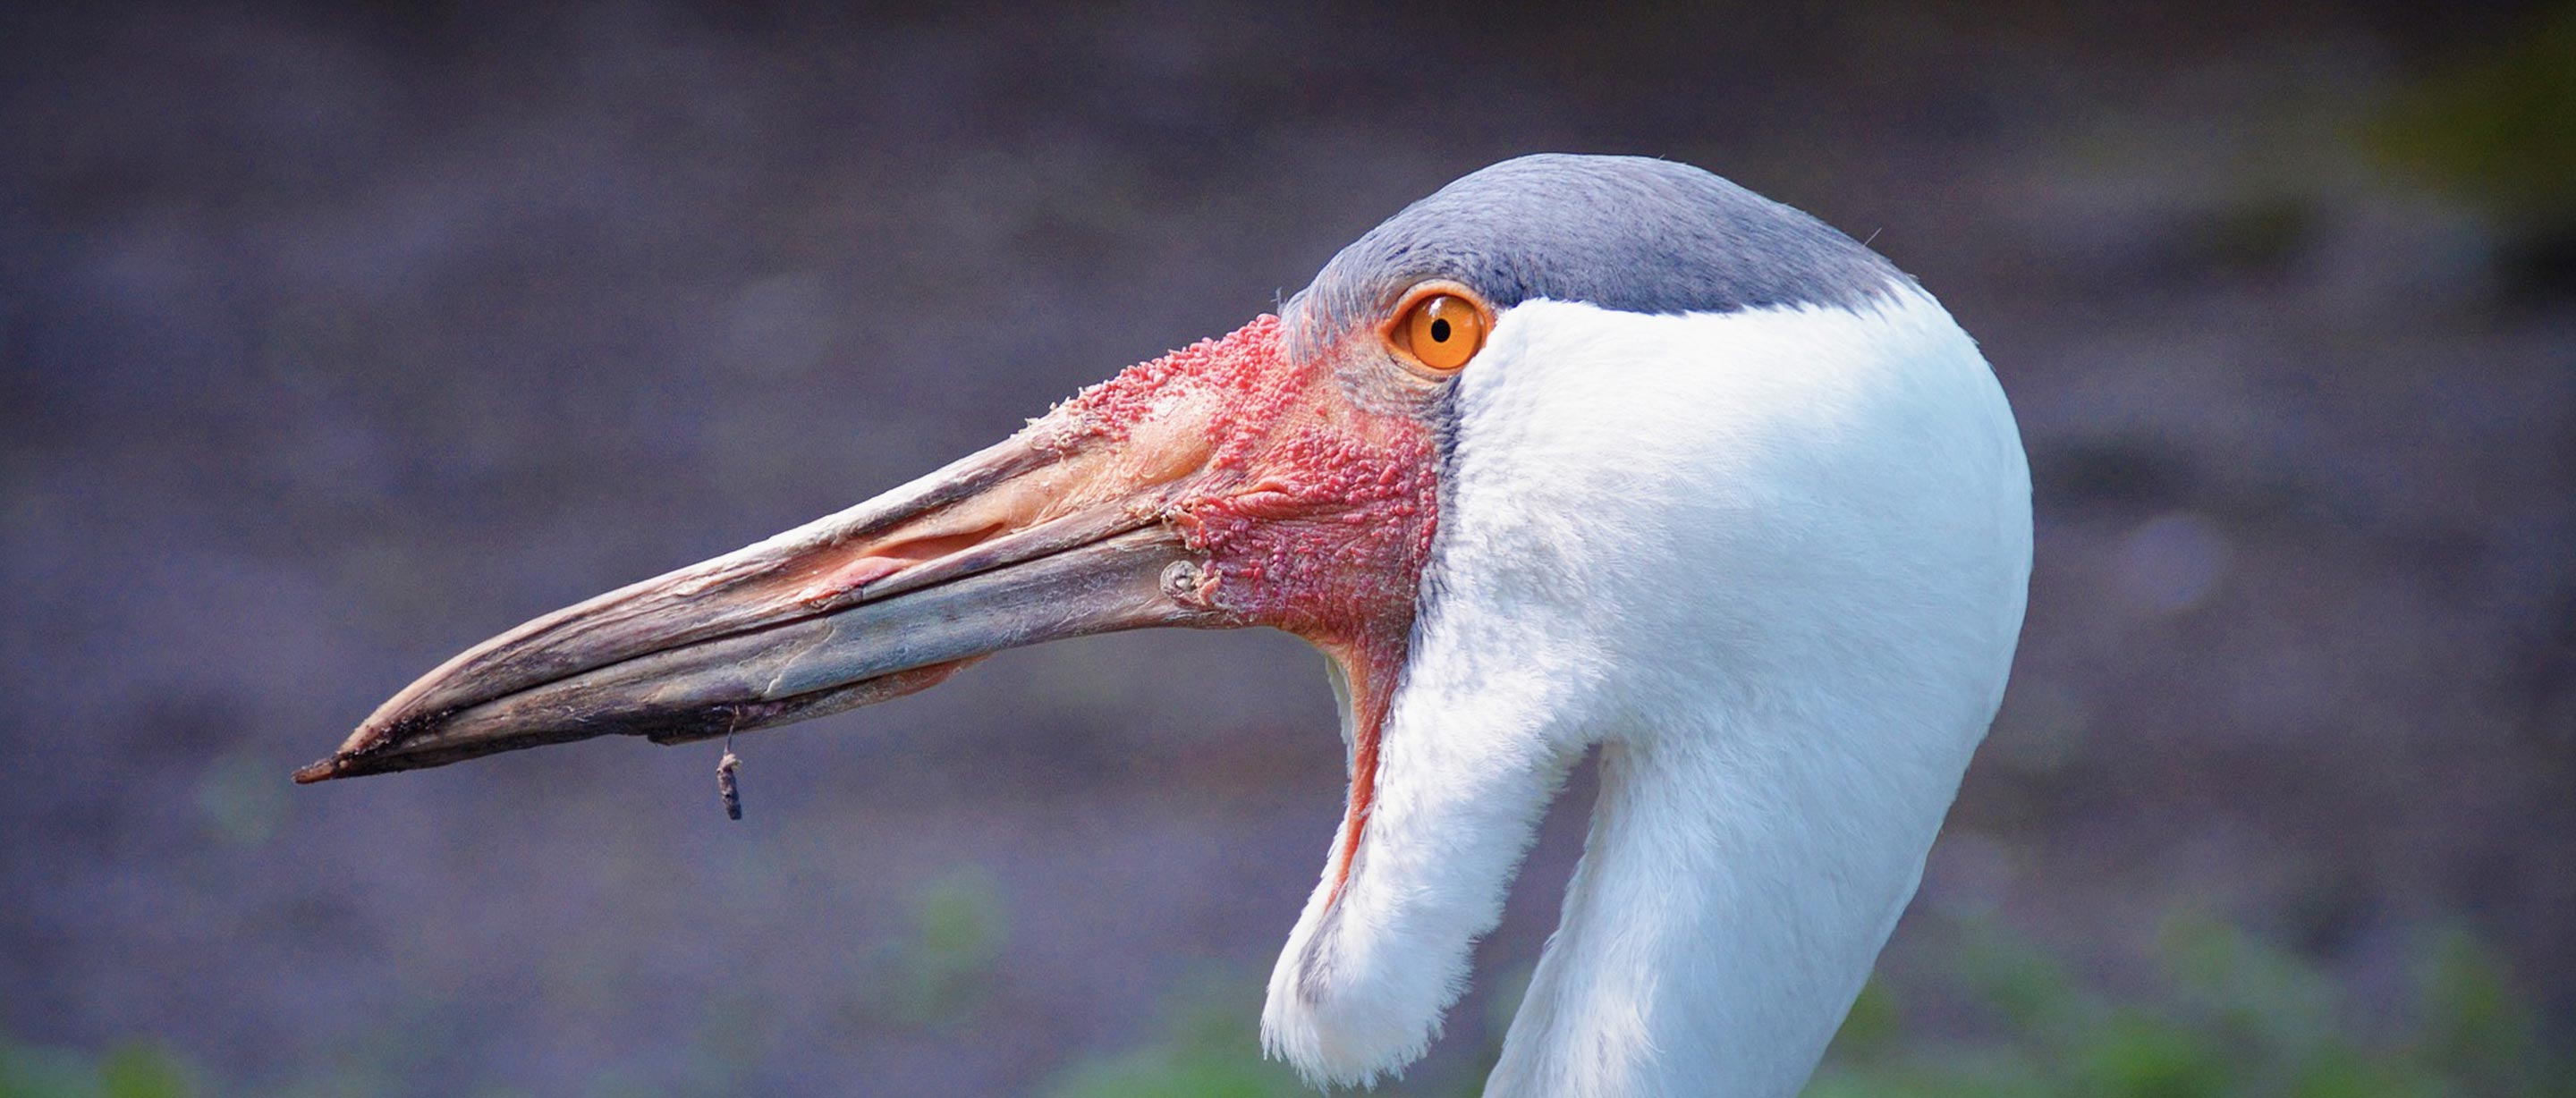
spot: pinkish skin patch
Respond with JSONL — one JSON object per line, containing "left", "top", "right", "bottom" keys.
{"left": 803, "top": 554, "right": 909, "bottom": 604}
{"left": 1057, "top": 315, "right": 1439, "bottom": 901}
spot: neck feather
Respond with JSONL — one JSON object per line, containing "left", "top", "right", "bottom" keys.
{"left": 1262, "top": 291, "right": 2030, "bottom": 1095}
{"left": 1487, "top": 703, "right": 1971, "bottom": 1098}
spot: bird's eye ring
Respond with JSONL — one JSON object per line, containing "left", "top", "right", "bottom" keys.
{"left": 1386, "top": 285, "right": 1491, "bottom": 374}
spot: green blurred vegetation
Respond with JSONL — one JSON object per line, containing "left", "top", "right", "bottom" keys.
{"left": 0, "top": 868, "right": 1015, "bottom": 1098}
{"left": 2364, "top": 6, "right": 2576, "bottom": 233}
{"left": 0, "top": 1040, "right": 194, "bottom": 1098}
{"left": 855, "top": 865, "right": 1010, "bottom": 1030}
{"left": 13, "top": 906, "right": 2563, "bottom": 1096}
{"left": 1046, "top": 976, "right": 1310, "bottom": 1098}
{"left": 1046, "top": 911, "right": 2574, "bottom": 1098}
{"left": 1810, "top": 913, "right": 2574, "bottom": 1098}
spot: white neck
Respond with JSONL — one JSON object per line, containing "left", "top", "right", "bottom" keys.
{"left": 1487, "top": 702, "right": 1970, "bottom": 1096}
{"left": 1261, "top": 291, "right": 2031, "bottom": 1096}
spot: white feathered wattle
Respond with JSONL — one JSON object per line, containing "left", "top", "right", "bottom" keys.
{"left": 1261, "top": 286, "right": 2032, "bottom": 1097}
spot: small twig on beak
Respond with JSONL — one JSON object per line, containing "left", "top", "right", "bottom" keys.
{"left": 716, "top": 716, "right": 743, "bottom": 822}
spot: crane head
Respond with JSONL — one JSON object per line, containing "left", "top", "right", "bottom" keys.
{"left": 300, "top": 154, "right": 2026, "bottom": 1094}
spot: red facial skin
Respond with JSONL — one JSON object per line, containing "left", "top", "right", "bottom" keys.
{"left": 294, "top": 315, "right": 1447, "bottom": 802}
{"left": 1050, "top": 315, "right": 1441, "bottom": 900}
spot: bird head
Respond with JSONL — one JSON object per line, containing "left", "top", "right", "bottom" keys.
{"left": 294, "top": 308, "right": 1443, "bottom": 780}
{"left": 300, "top": 293, "right": 1457, "bottom": 919}
{"left": 297, "top": 151, "right": 1900, "bottom": 788}
{"left": 301, "top": 154, "right": 2025, "bottom": 1091}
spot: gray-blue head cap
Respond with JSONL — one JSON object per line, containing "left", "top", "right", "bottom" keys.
{"left": 1284, "top": 154, "right": 1906, "bottom": 351}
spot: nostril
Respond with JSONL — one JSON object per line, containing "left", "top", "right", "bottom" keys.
{"left": 1160, "top": 559, "right": 1210, "bottom": 604}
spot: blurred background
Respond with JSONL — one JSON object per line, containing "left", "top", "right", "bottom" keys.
{"left": 4, "top": 2, "right": 2572, "bottom": 1095}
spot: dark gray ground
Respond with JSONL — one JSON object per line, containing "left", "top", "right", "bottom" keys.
{"left": 3, "top": 3, "right": 2570, "bottom": 1095}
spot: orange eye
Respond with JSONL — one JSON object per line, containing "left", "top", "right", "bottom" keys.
{"left": 1392, "top": 291, "right": 1488, "bottom": 372}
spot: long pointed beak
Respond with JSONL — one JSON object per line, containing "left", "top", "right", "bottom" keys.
{"left": 299, "top": 390, "right": 1229, "bottom": 783}
{"left": 300, "top": 313, "right": 1440, "bottom": 787}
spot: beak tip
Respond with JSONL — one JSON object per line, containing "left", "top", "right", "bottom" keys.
{"left": 292, "top": 756, "right": 349, "bottom": 784}
{"left": 294, "top": 715, "right": 420, "bottom": 784}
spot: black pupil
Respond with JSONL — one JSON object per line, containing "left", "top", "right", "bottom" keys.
{"left": 1429, "top": 317, "right": 1452, "bottom": 342}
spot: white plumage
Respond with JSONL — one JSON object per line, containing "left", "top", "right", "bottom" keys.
{"left": 309, "top": 155, "right": 2034, "bottom": 1098}
{"left": 1267, "top": 290, "right": 2029, "bottom": 1094}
